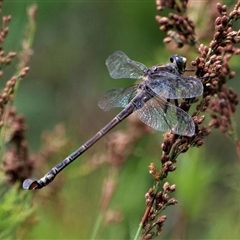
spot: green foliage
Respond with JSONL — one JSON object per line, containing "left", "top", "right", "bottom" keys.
{"left": 0, "top": 181, "right": 34, "bottom": 239}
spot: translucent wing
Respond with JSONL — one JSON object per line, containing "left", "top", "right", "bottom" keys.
{"left": 98, "top": 85, "right": 138, "bottom": 111}
{"left": 134, "top": 95, "right": 195, "bottom": 136}
{"left": 106, "top": 51, "right": 148, "bottom": 79}
{"left": 148, "top": 71, "right": 203, "bottom": 99}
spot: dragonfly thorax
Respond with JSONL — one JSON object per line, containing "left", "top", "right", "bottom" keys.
{"left": 135, "top": 93, "right": 152, "bottom": 110}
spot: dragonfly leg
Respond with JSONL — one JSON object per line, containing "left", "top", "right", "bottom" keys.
{"left": 161, "top": 99, "right": 174, "bottom": 132}
{"left": 174, "top": 99, "right": 179, "bottom": 107}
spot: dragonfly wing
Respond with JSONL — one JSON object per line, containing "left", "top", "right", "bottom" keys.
{"left": 98, "top": 85, "right": 137, "bottom": 111}
{"left": 134, "top": 95, "right": 195, "bottom": 136}
{"left": 106, "top": 51, "right": 148, "bottom": 79}
{"left": 148, "top": 72, "right": 203, "bottom": 99}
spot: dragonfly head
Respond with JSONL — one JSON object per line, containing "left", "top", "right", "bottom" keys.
{"left": 170, "top": 55, "right": 187, "bottom": 75}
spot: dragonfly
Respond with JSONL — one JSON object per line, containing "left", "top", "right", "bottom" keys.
{"left": 23, "top": 51, "right": 203, "bottom": 190}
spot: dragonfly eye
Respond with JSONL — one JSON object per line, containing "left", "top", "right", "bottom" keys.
{"left": 170, "top": 55, "right": 187, "bottom": 74}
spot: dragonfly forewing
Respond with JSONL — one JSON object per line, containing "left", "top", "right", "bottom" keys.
{"left": 133, "top": 95, "right": 195, "bottom": 136}
{"left": 148, "top": 72, "right": 203, "bottom": 99}
{"left": 106, "top": 51, "right": 148, "bottom": 79}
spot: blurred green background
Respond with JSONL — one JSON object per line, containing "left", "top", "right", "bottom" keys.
{"left": 2, "top": 1, "right": 240, "bottom": 239}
